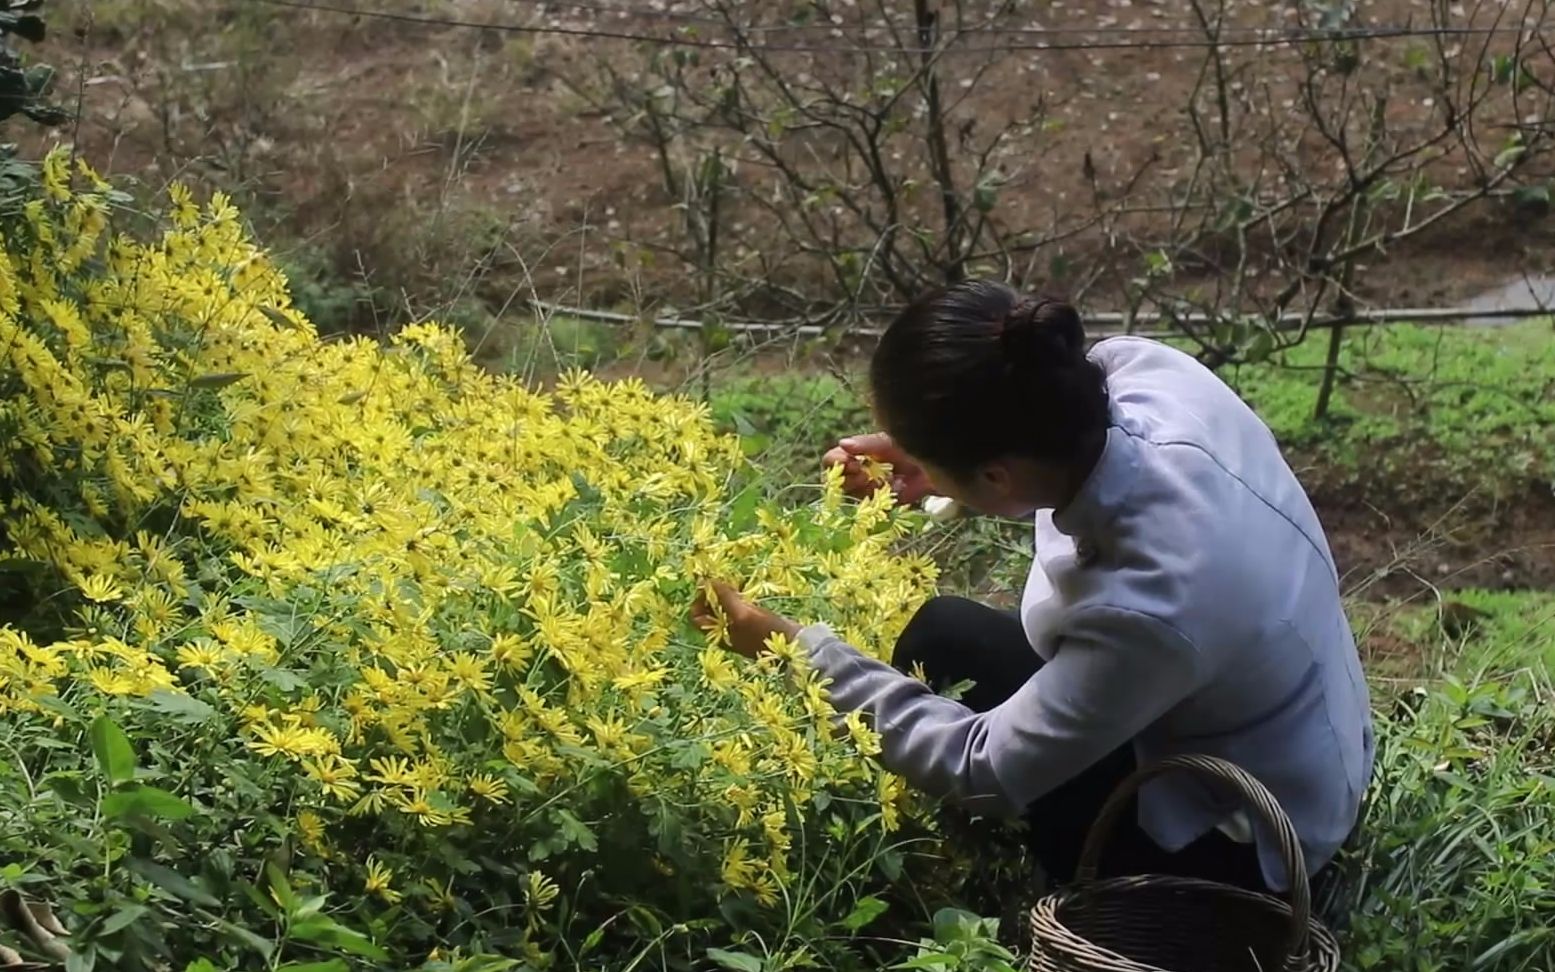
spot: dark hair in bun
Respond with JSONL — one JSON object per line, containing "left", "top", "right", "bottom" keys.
{"left": 870, "top": 279, "right": 1109, "bottom": 476}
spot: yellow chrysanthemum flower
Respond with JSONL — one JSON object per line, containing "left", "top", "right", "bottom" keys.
{"left": 467, "top": 773, "right": 509, "bottom": 805}
{"left": 525, "top": 871, "right": 560, "bottom": 912}
{"left": 76, "top": 573, "right": 123, "bottom": 603}
{"left": 364, "top": 857, "right": 402, "bottom": 904}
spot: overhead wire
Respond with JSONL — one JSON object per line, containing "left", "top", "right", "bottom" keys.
{"left": 250, "top": 0, "right": 1549, "bottom": 54}
{"left": 487, "top": 0, "right": 1542, "bottom": 39}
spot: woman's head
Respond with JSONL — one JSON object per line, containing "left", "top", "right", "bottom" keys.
{"left": 869, "top": 279, "right": 1109, "bottom": 516}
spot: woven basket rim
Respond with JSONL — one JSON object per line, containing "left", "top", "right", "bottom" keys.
{"left": 1028, "top": 874, "right": 1343, "bottom": 972}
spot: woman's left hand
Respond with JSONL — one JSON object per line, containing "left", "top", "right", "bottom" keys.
{"left": 691, "top": 581, "right": 802, "bottom": 659}
{"left": 0, "top": 889, "right": 70, "bottom": 966}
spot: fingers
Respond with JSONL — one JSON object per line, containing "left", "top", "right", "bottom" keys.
{"left": 822, "top": 445, "right": 868, "bottom": 486}
{"left": 0, "top": 892, "right": 68, "bottom": 963}
{"left": 690, "top": 581, "right": 747, "bottom": 633}
{"left": 710, "top": 580, "right": 748, "bottom": 616}
{"left": 821, "top": 444, "right": 852, "bottom": 469}
{"left": 23, "top": 907, "right": 63, "bottom": 940}
{"left": 832, "top": 432, "right": 935, "bottom": 503}
{"left": 824, "top": 443, "right": 882, "bottom": 498}
{"left": 837, "top": 431, "right": 897, "bottom": 459}
{"left": 689, "top": 588, "right": 717, "bottom": 631}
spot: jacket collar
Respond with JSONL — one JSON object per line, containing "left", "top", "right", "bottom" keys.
{"left": 1051, "top": 419, "right": 1140, "bottom": 540}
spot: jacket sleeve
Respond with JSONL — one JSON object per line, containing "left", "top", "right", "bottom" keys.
{"left": 799, "top": 605, "right": 1205, "bottom": 816}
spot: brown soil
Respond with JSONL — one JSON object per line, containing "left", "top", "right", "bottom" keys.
{"left": 1319, "top": 482, "right": 1555, "bottom": 598}
{"left": 42, "top": 0, "right": 1555, "bottom": 320}
{"left": 1354, "top": 624, "right": 1433, "bottom": 680}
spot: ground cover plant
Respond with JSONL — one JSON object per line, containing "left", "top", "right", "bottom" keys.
{"left": 0, "top": 152, "right": 1017, "bottom": 971}
{"left": 1336, "top": 591, "right": 1555, "bottom": 972}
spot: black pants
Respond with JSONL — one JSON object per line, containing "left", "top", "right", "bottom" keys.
{"left": 892, "top": 595, "right": 1268, "bottom": 891}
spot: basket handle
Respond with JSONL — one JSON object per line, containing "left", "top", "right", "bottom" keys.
{"left": 1073, "top": 754, "right": 1312, "bottom": 972}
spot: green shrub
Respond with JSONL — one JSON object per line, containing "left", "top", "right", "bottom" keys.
{"left": 0, "top": 152, "right": 973, "bottom": 970}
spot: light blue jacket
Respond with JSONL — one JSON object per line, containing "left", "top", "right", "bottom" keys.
{"left": 799, "top": 337, "right": 1375, "bottom": 888}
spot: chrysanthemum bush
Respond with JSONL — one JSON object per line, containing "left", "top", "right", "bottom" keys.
{"left": 0, "top": 151, "right": 985, "bottom": 970}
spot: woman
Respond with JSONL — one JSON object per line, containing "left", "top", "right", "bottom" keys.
{"left": 694, "top": 280, "right": 1374, "bottom": 892}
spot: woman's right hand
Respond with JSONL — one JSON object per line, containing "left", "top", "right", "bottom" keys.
{"left": 822, "top": 432, "right": 934, "bottom": 505}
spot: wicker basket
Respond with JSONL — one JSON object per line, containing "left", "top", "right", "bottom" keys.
{"left": 1027, "top": 755, "right": 1341, "bottom": 972}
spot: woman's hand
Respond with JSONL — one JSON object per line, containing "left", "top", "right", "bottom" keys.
{"left": 822, "top": 432, "right": 934, "bottom": 505}
{"left": 691, "top": 581, "right": 802, "bottom": 659}
{"left": 0, "top": 890, "right": 69, "bottom": 967}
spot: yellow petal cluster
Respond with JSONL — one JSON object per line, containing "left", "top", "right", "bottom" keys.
{"left": 0, "top": 150, "right": 949, "bottom": 961}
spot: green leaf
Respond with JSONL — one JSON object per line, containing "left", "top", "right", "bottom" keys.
{"left": 726, "top": 483, "right": 760, "bottom": 531}
{"left": 878, "top": 850, "right": 904, "bottom": 882}
{"left": 894, "top": 955, "right": 957, "bottom": 970}
{"left": 144, "top": 691, "right": 217, "bottom": 725}
{"left": 129, "top": 859, "right": 221, "bottom": 908}
{"left": 184, "top": 961, "right": 222, "bottom": 972}
{"left": 89, "top": 716, "right": 136, "bottom": 784}
{"left": 1245, "top": 329, "right": 1276, "bottom": 364}
{"left": 1513, "top": 184, "right": 1551, "bottom": 211}
{"left": 257, "top": 666, "right": 307, "bottom": 692}
{"left": 64, "top": 950, "right": 97, "bottom": 972}
{"left": 1, "top": 14, "right": 46, "bottom": 43}
{"left": 276, "top": 963, "right": 349, "bottom": 972}
{"left": 580, "top": 925, "right": 606, "bottom": 956}
{"left": 729, "top": 410, "right": 758, "bottom": 438}
{"left": 216, "top": 918, "right": 275, "bottom": 958}
{"left": 242, "top": 879, "right": 281, "bottom": 920}
{"left": 706, "top": 948, "right": 764, "bottom": 972}
{"left": 259, "top": 305, "right": 298, "bottom": 329}
{"left": 46, "top": 773, "right": 89, "bottom": 807}
{"left": 703, "top": 320, "right": 732, "bottom": 354}
{"left": 189, "top": 371, "right": 250, "bottom": 388}
{"left": 287, "top": 915, "right": 388, "bottom": 960}
{"left": 555, "top": 809, "right": 598, "bottom": 851}
{"left": 266, "top": 862, "right": 298, "bottom": 913}
{"left": 931, "top": 907, "right": 982, "bottom": 944}
{"left": 98, "top": 904, "right": 149, "bottom": 937}
{"left": 103, "top": 784, "right": 195, "bottom": 822}
{"left": 1495, "top": 143, "right": 1527, "bottom": 170}
{"left": 840, "top": 895, "right": 889, "bottom": 932}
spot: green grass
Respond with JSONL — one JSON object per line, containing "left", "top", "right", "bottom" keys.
{"left": 1380, "top": 590, "right": 1555, "bottom": 677}
{"left": 1335, "top": 591, "right": 1555, "bottom": 971}
{"left": 708, "top": 371, "right": 872, "bottom": 482}
{"left": 1226, "top": 322, "right": 1555, "bottom": 497}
